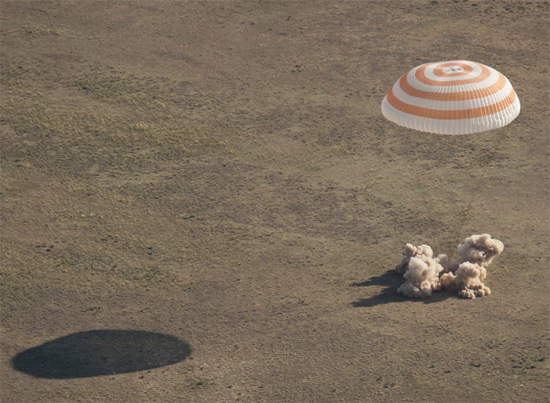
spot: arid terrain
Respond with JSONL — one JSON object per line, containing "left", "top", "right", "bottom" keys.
{"left": 1, "top": 1, "right": 549, "bottom": 402}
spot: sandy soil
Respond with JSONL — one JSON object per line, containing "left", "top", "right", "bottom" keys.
{"left": 1, "top": 1, "right": 549, "bottom": 402}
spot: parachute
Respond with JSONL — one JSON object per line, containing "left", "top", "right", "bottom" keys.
{"left": 381, "top": 60, "right": 521, "bottom": 135}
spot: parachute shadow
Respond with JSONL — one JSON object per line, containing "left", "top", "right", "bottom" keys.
{"left": 11, "top": 330, "right": 191, "bottom": 379}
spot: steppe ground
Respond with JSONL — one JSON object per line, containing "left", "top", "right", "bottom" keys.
{"left": 1, "top": 1, "right": 549, "bottom": 402}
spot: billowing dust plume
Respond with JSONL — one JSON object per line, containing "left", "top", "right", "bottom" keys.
{"left": 395, "top": 243, "right": 447, "bottom": 298}
{"left": 440, "top": 234, "right": 504, "bottom": 299}
{"left": 395, "top": 234, "right": 503, "bottom": 299}
{"left": 440, "top": 262, "right": 490, "bottom": 299}
{"left": 450, "top": 233, "right": 505, "bottom": 270}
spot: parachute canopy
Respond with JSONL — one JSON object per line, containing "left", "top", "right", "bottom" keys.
{"left": 381, "top": 60, "right": 521, "bottom": 135}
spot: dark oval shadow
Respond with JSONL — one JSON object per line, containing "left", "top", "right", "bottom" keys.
{"left": 12, "top": 330, "right": 191, "bottom": 379}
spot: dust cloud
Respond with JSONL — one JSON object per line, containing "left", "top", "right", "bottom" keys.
{"left": 396, "top": 234, "right": 504, "bottom": 299}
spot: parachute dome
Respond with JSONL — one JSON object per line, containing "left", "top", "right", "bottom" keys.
{"left": 381, "top": 60, "right": 521, "bottom": 135}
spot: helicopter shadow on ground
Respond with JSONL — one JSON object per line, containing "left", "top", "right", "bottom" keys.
{"left": 351, "top": 269, "right": 454, "bottom": 307}
{"left": 11, "top": 329, "right": 191, "bottom": 379}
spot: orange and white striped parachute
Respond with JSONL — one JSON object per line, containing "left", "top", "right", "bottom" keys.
{"left": 381, "top": 60, "right": 520, "bottom": 135}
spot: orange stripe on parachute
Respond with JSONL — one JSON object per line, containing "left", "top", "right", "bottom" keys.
{"left": 399, "top": 72, "right": 508, "bottom": 101}
{"left": 415, "top": 62, "right": 491, "bottom": 86}
{"left": 386, "top": 88, "right": 517, "bottom": 120}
